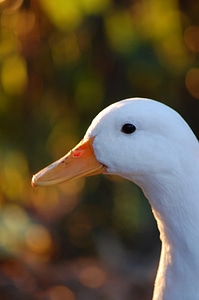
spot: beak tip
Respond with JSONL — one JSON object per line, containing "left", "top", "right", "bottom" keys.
{"left": 31, "top": 175, "right": 37, "bottom": 188}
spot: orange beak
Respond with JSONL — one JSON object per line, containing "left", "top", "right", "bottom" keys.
{"left": 31, "top": 137, "right": 106, "bottom": 187}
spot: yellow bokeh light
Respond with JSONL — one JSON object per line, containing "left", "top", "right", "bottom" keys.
{"left": 1, "top": 150, "right": 29, "bottom": 201}
{"left": 105, "top": 9, "right": 136, "bottom": 53}
{"left": 25, "top": 224, "right": 53, "bottom": 255}
{"left": 1, "top": 55, "right": 28, "bottom": 96}
{"left": 81, "top": 0, "right": 112, "bottom": 14}
{"left": 0, "top": 204, "right": 30, "bottom": 254}
{"left": 39, "top": 0, "right": 83, "bottom": 31}
{"left": 130, "top": 0, "right": 189, "bottom": 71}
{"left": 2, "top": 204, "right": 29, "bottom": 233}
{"left": 39, "top": 0, "right": 111, "bottom": 31}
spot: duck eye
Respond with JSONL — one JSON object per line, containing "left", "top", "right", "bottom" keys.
{"left": 121, "top": 123, "right": 136, "bottom": 134}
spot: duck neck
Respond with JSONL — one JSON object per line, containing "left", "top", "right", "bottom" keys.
{"left": 140, "top": 172, "right": 199, "bottom": 300}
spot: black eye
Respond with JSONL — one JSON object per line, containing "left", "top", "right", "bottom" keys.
{"left": 121, "top": 123, "right": 136, "bottom": 134}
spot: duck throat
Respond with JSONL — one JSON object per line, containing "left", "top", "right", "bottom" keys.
{"left": 152, "top": 209, "right": 199, "bottom": 300}
{"left": 140, "top": 174, "right": 199, "bottom": 300}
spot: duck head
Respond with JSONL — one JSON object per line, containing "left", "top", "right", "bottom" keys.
{"left": 32, "top": 98, "right": 198, "bottom": 189}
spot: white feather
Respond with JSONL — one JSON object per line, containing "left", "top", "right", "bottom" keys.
{"left": 84, "top": 98, "right": 199, "bottom": 299}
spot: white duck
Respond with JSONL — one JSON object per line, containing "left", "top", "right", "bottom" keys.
{"left": 32, "top": 98, "right": 199, "bottom": 300}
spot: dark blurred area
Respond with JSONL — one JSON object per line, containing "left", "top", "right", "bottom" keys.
{"left": 0, "top": 0, "right": 199, "bottom": 299}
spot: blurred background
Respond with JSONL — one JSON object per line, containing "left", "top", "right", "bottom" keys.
{"left": 0, "top": 0, "right": 199, "bottom": 299}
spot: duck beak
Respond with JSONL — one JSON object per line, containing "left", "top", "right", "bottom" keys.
{"left": 31, "top": 137, "right": 106, "bottom": 187}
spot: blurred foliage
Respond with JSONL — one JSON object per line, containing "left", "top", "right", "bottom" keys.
{"left": 0, "top": 0, "right": 199, "bottom": 299}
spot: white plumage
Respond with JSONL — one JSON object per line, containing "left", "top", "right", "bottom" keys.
{"left": 32, "top": 98, "right": 199, "bottom": 299}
